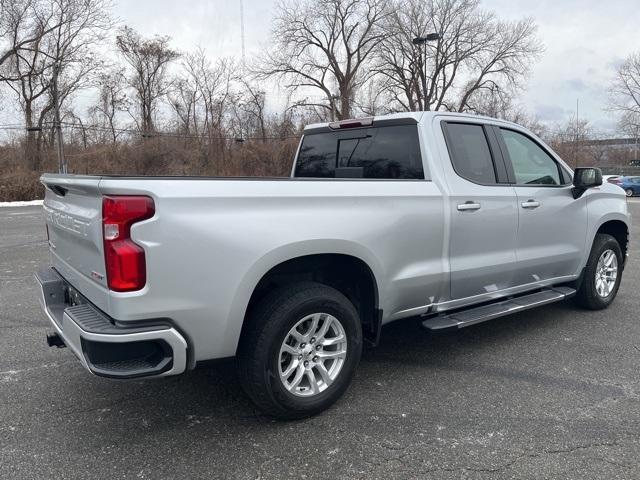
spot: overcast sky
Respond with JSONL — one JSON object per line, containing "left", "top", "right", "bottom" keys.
{"left": 112, "top": 0, "right": 639, "bottom": 133}
{"left": 3, "top": 0, "right": 637, "bottom": 134}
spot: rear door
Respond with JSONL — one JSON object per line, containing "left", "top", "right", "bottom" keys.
{"left": 440, "top": 121, "right": 519, "bottom": 301}
{"left": 42, "top": 175, "right": 109, "bottom": 311}
{"left": 495, "top": 127, "right": 587, "bottom": 285}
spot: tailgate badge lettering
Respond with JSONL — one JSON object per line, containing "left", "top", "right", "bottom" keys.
{"left": 44, "top": 208, "right": 90, "bottom": 237}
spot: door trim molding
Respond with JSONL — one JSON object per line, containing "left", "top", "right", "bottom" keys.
{"left": 387, "top": 274, "right": 578, "bottom": 322}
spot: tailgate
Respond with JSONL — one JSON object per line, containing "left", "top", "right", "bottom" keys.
{"left": 42, "top": 174, "right": 109, "bottom": 311}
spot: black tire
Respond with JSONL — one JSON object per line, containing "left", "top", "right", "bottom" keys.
{"left": 575, "top": 233, "right": 623, "bottom": 310}
{"left": 237, "top": 282, "right": 362, "bottom": 420}
{"left": 625, "top": 188, "right": 634, "bottom": 197}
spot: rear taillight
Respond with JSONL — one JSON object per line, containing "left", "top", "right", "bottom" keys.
{"left": 102, "top": 195, "right": 155, "bottom": 292}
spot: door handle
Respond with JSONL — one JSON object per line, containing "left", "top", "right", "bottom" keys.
{"left": 521, "top": 199, "right": 540, "bottom": 209}
{"left": 457, "top": 201, "right": 481, "bottom": 211}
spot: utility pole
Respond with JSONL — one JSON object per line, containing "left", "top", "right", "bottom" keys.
{"left": 52, "top": 62, "right": 67, "bottom": 174}
{"left": 240, "top": 0, "right": 246, "bottom": 64}
{"left": 635, "top": 125, "right": 639, "bottom": 163}
{"left": 575, "top": 98, "right": 580, "bottom": 168}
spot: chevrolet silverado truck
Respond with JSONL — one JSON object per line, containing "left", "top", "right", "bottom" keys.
{"left": 37, "top": 112, "right": 630, "bottom": 419}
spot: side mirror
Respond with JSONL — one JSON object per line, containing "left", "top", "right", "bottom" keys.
{"left": 572, "top": 167, "right": 603, "bottom": 199}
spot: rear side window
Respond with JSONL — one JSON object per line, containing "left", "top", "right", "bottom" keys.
{"left": 294, "top": 125, "right": 424, "bottom": 179}
{"left": 443, "top": 123, "right": 497, "bottom": 184}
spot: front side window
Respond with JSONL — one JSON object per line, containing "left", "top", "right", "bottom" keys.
{"left": 294, "top": 125, "right": 424, "bottom": 179}
{"left": 501, "top": 129, "right": 561, "bottom": 185}
{"left": 443, "top": 123, "right": 497, "bottom": 184}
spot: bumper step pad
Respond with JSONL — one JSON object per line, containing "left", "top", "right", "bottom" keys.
{"left": 36, "top": 267, "right": 188, "bottom": 379}
{"left": 65, "top": 304, "right": 168, "bottom": 335}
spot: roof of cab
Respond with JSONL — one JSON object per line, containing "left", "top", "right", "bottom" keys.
{"left": 302, "top": 111, "right": 521, "bottom": 132}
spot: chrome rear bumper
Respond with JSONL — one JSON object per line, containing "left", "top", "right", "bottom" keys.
{"left": 36, "top": 267, "right": 188, "bottom": 379}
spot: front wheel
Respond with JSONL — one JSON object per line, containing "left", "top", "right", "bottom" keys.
{"left": 575, "top": 234, "right": 623, "bottom": 310}
{"left": 237, "top": 282, "right": 362, "bottom": 419}
{"left": 626, "top": 188, "right": 634, "bottom": 197}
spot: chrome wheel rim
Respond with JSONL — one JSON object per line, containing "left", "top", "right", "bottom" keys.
{"left": 626, "top": 189, "right": 634, "bottom": 197}
{"left": 278, "top": 313, "right": 347, "bottom": 397}
{"left": 595, "top": 249, "right": 618, "bottom": 298}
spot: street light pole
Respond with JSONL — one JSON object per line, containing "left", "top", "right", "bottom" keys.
{"left": 52, "top": 62, "right": 67, "bottom": 174}
{"left": 412, "top": 33, "right": 440, "bottom": 111}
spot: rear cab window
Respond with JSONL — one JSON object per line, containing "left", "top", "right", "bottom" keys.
{"left": 441, "top": 121, "right": 513, "bottom": 185}
{"left": 294, "top": 125, "right": 424, "bottom": 179}
{"left": 442, "top": 123, "right": 498, "bottom": 184}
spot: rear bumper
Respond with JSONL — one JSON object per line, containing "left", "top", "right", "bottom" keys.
{"left": 36, "top": 267, "right": 188, "bottom": 379}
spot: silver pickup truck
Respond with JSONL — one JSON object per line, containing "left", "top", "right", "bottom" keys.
{"left": 37, "top": 112, "right": 630, "bottom": 419}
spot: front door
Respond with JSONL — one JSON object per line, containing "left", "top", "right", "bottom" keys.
{"left": 496, "top": 127, "right": 588, "bottom": 285}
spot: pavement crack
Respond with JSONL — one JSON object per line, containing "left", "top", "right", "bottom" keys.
{"left": 1, "top": 240, "right": 47, "bottom": 249}
{"left": 475, "top": 441, "right": 623, "bottom": 473}
{"left": 601, "top": 457, "right": 636, "bottom": 470}
{"left": 253, "top": 456, "right": 282, "bottom": 480}
{"left": 0, "top": 361, "right": 77, "bottom": 377}
{"left": 367, "top": 441, "right": 627, "bottom": 477}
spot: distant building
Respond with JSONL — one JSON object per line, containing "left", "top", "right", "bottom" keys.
{"left": 568, "top": 137, "right": 639, "bottom": 168}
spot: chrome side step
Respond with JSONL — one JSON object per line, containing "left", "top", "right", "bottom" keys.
{"left": 421, "top": 287, "right": 576, "bottom": 331}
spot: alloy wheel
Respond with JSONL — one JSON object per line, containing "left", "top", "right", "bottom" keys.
{"left": 595, "top": 249, "right": 618, "bottom": 298}
{"left": 278, "top": 313, "right": 347, "bottom": 397}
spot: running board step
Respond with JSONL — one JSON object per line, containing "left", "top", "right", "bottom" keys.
{"left": 421, "top": 287, "right": 576, "bottom": 331}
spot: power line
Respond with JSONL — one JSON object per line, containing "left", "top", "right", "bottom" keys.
{"left": 240, "top": 0, "right": 246, "bottom": 64}
{"left": 43, "top": 121, "right": 301, "bottom": 141}
{"left": 0, "top": 122, "right": 301, "bottom": 141}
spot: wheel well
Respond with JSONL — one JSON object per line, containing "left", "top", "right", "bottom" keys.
{"left": 597, "top": 220, "right": 628, "bottom": 258}
{"left": 244, "top": 254, "right": 381, "bottom": 344}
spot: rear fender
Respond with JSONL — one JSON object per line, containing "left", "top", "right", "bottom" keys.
{"left": 225, "top": 239, "right": 384, "bottom": 354}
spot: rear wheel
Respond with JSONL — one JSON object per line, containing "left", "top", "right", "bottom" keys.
{"left": 237, "top": 282, "right": 362, "bottom": 419}
{"left": 625, "top": 188, "right": 634, "bottom": 197}
{"left": 575, "top": 234, "right": 623, "bottom": 310}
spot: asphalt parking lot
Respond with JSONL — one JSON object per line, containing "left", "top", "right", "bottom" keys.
{"left": 1, "top": 203, "right": 639, "bottom": 480}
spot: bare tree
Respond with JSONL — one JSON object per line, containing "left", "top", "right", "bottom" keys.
{"left": 166, "top": 49, "right": 237, "bottom": 172}
{"left": 168, "top": 49, "right": 232, "bottom": 138}
{"left": 549, "top": 117, "right": 593, "bottom": 168}
{"left": 609, "top": 52, "right": 640, "bottom": 123}
{"left": 65, "top": 108, "right": 88, "bottom": 149}
{"left": 90, "top": 70, "right": 127, "bottom": 143}
{"left": 618, "top": 111, "right": 640, "bottom": 138}
{"left": 259, "top": 0, "right": 390, "bottom": 120}
{"left": 463, "top": 84, "right": 515, "bottom": 118}
{"left": 169, "top": 77, "right": 199, "bottom": 135}
{"left": 235, "top": 79, "right": 267, "bottom": 142}
{"left": 587, "top": 140, "right": 611, "bottom": 167}
{"left": 184, "top": 50, "right": 235, "bottom": 138}
{"left": 462, "top": 84, "right": 547, "bottom": 137}
{"left": 116, "top": 26, "right": 180, "bottom": 135}
{"left": 376, "top": 0, "right": 542, "bottom": 113}
{"left": 1, "top": 0, "right": 112, "bottom": 169}
{"left": 0, "top": 0, "right": 69, "bottom": 77}
{"left": 609, "top": 52, "right": 640, "bottom": 152}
